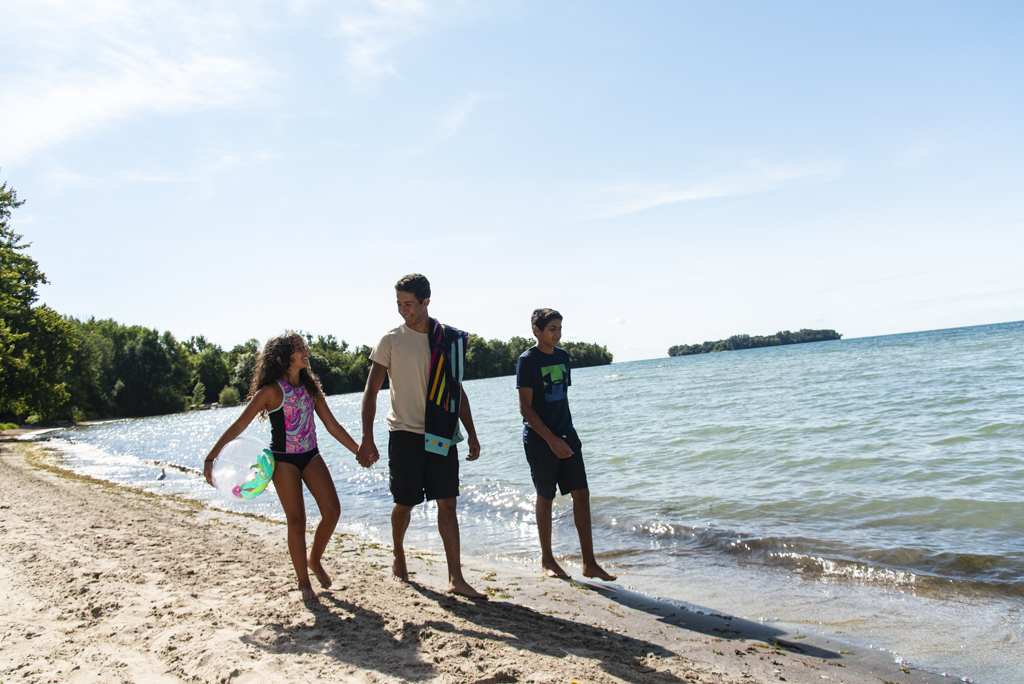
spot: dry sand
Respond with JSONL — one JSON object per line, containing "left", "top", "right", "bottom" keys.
{"left": 0, "top": 440, "right": 947, "bottom": 684}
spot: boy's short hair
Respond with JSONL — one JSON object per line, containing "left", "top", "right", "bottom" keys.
{"left": 531, "top": 308, "right": 562, "bottom": 330}
{"left": 395, "top": 274, "right": 430, "bottom": 302}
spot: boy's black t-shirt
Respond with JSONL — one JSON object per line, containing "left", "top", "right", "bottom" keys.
{"left": 515, "top": 346, "right": 574, "bottom": 444}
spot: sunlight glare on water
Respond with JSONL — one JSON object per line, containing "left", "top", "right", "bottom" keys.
{"left": 39, "top": 320, "right": 1024, "bottom": 683}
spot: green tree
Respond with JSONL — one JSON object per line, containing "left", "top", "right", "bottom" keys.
{"left": 191, "top": 381, "right": 206, "bottom": 408}
{"left": 190, "top": 345, "right": 230, "bottom": 403}
{"left": 230, "top": 351, "right": 257, "bottom": 398}
{"left": 463, "top": 334, "right": 611, "bottom": 380}
{"left": 63, "top": 318, "right": 192, "bottom": 418}
{"left": 0, "top": 183, "right": 78, "bottom": 421}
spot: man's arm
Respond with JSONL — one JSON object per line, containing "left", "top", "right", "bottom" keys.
{"left": 357, "top": 361, "right": 388, "bottom": 467}
{"left": 518, "top": 387, "right": 573, "bottom": 459}
{"left": 459, "top": 387, "right": 481, "bottom": 461}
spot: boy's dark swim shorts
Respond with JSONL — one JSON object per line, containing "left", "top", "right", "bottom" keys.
{"left": 388, "top": 430, "right": 460, "bottom": 506}
{"left": 524, "top": 431, "right": 587, "bottom": 500}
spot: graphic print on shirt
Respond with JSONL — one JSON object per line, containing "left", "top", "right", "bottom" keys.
{"left": 280, "top": 382, "right": 318, "bottom": 452}
{"left": 541, "top": 363, "right": 568, "bottom": 402}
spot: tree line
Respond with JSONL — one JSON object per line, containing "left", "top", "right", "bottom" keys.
{"left": 463, "top": 335, "right": 612, "bottom": 381}
{"left": 668, "top": 329, "right": 842, "bottom": 357}
{"left": 1, "top": 182, "right": 613, "bottom": 425}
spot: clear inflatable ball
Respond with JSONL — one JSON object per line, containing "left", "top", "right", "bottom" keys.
{"left": 211, "top": 436, "right": 275, "bottom": 500}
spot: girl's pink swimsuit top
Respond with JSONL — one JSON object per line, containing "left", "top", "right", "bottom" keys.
{"left": 269, "top": 379, "right": 318, "bottom": 453}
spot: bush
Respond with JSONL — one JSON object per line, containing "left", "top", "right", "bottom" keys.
{"left": 218, "top": 386, "right": 241, "bottom": 406}
{"left": 0, "top": 422, "right": 19, "bottom": 430}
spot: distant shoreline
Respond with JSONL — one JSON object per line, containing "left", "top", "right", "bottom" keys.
{"left": 668, "top": 328, "right": 842, "bottom": 357}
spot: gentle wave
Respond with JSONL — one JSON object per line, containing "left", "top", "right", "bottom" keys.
{"left": 29, "top": 321, "right": 1024, "bottom": 682}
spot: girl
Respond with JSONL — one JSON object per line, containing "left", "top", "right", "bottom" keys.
{"left": 204, "top": 333, "right": 359, "bottom": 602}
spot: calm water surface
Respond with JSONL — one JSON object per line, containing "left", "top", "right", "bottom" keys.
{"left": 37, "top": 321, "right": 1024, "bottom": 682}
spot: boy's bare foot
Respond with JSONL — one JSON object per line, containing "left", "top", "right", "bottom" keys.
{"left": 582, "top": 563, "right": 617, "bottom": 581}
{"left": 542, "top": 558, "right": 572, "bottom": 579}
{"left": 392, "top": 555, "right": 409, "bottom": 582}
{"left": 299, "top": 584, "right": 319, "bottom": 603}
{"left": 307, "top": 557, "right": 332, "bottom": 589}
{"left": 447, "top": 578, "right": 488, "bottom": 600}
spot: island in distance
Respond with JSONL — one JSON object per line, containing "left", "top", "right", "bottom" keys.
{"left": 668, "top": 329, "right": 842, "bottom": 357}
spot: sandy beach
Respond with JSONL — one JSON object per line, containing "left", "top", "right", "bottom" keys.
{"left": 0, "top": 440, "right": 948, "bottom": 684}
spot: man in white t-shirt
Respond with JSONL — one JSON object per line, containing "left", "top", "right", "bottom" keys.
{"left": 358, "top": 274, "right": 485, "bottom": 599}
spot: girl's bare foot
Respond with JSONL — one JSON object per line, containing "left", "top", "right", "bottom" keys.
{"left": 447, "top": 578, "right": 487, "bottom": 599}
{"left": 542, "top": 558, "right": 571, "bottom": 579}
{"left": 307, "top": 557, "right": 332, "bottom": 588}
{"left": 299, "top": 584, "right": 319, "bottom": 603}
{"left": 392, "top": 555, "right": 409, "bottom": 582}
{"left": 582, "top": 563, "right": 617, "bottom": 581}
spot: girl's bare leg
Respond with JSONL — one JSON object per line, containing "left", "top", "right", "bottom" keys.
{"left": 272, "top": 463, "right": 317, "bottom": 602}
{"left": 301, "top": 455, "right": 340, "bottom": 589}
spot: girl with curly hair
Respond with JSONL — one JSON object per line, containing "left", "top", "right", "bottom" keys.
{"left": 204, "top": 332, "right": 361, "bottom": 602}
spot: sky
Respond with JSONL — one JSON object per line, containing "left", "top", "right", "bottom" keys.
{"left": 2, "top": 0, "right": 1022, "bottom": 361}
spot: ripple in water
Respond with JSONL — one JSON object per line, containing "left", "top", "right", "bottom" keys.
{"left": 34, "top": 320, "right": 1024, "bottom": 683}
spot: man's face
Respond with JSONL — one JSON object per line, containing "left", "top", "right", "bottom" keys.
{"left": 396, "top": 290, "right": 429, "bottom": 325}
{"left": 533, "top": 319, "right": 562, "bottom": 348}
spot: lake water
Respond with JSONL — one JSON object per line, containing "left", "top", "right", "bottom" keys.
{"left": 34, "top": 321, "right": 1024, "bottom": 682}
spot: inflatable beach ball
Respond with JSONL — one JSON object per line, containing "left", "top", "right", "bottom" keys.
{"left": 211, "top": 436, "right": 275, "bottom": 500}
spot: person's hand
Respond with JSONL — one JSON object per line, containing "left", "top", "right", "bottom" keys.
{"left": 549, "top": 437, "right": 574, "bottom": 460}
{"left": 466, "top": 434, "right": 481, "bottom": 461}
{"left": 357, "top": 438, "right": 379, "bottom": 468}
{"left": 203, "top": 459, "right": 215, "bottom": 486}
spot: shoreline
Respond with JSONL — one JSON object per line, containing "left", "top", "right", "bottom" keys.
{"left": 0, "top": 441, "right": 950, "bottom": 684}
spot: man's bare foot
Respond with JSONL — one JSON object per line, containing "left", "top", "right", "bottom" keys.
{"left": 392, "top": 555, "right": 409, "bottom": 582}
{"left": 582, "top": 563, "right": 617, "bottom": 581}
{"left": 447, "top": 578, "right": 488, "bottom": 600}
{"left": 299, "top": 584, "right": 319, "bottom": 603}
{"left": 542, "top": 558, "right": 572, "bottom": 579}
{"left": 307, "top": 557, "right": 332, "bottom": 589}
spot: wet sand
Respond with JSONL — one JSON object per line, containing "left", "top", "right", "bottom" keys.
{"left": 0, "top": 441, "right": 947, "bottom": 684}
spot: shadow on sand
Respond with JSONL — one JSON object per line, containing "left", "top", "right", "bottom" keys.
{"left": 569, "top": 577, "right": 843, "bottom": 659}
{"left": 241, "top": 581, "right": 693, "bottom": 683}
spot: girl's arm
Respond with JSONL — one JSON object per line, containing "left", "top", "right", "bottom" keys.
{"left": 314, "top": 398, "right": 360, "bottom": 456}
{"left": 203, "top": 385, "right": 277, "bottom": 485}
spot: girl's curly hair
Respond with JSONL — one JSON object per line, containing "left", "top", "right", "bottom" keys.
{"left": 248, "top": 332, "right": 325, "bottom": 418}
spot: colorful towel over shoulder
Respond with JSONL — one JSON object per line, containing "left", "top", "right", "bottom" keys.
{"left": 424, "top": 318, "right": 468, "bottom": 455}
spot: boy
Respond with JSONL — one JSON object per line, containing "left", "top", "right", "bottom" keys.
{"left": 515, "top": 308, "right": 617, "bottom": 581}
{"left": 359, "top": 273, "right": 486, "bottom": 599}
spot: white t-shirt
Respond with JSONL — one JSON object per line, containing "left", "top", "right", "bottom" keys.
{"left": 370, "top": 323, "right": 430, "bottom": 434}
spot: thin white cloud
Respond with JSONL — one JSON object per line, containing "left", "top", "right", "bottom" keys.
{"left": 589, "top": 160, "right": 846, "bottom": 220}
{"left": 404, "top": 93, "right": 482, "bottom": 155}
{"left": 337, "top": 0, "right": 432, "bottom": 78}
{"left": 0, "top": 1, "right": 277, "bottom": 163}
{"left": 334, "top": 0, "right": 483, "bottom": 79}
{"left": 440, "top": 94, "right": 480, "bottom": 138}
{"left": 124, "top": 151, "right": 276, "bottom": 184}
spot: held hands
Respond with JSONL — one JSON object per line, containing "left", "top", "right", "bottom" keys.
{"left": 203, "top": 459, "right": 215, "bottom": 486}
{"left": 548, "top": 436, "right": 574, "bottom": 460}
{"left": 356, "top": 438, "right": 379, "bottom": 469}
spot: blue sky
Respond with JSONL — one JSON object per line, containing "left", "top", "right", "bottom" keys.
{"left": 2, "top": 1, "right": 1022, "bottom": 361}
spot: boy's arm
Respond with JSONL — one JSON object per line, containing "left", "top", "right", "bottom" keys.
{"left": 518, "top": 388, "right": 574, "bottom": 459}
{"left": 459, "top": 387, "right": 481, "bottom": 461}
{"left": 357, "top": 361, "right": 388, "bottom": 467}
